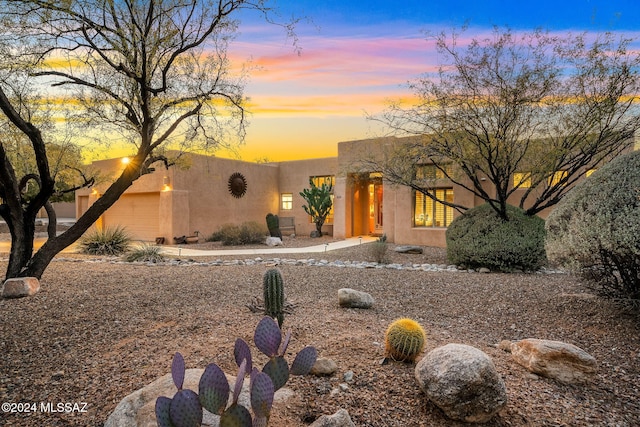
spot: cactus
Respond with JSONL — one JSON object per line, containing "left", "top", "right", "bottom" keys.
{"left": 384, "top": 318, "right": 426, "bottom": 363}
{"left": 155, "top": 317, "right": 317, "bottom": 427}
{"left": 263, "top": 269, "right": 285, "bottom": 327}
{"left": 265, "top": 213, "right": 282, "bottom": 239}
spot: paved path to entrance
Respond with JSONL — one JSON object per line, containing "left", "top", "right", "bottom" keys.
{"left": 158, "top": 236, "right": 378, "bottom": 257}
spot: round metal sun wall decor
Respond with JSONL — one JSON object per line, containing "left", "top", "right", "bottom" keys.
{"left": 228, "top": 172, "right": 248, "bottom": 198}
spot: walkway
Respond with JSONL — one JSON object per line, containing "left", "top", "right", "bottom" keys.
{"left": 158, "top": 236, "right": 378, "bottom": 257}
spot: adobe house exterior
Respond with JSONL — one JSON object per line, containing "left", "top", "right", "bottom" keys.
{"left": 76, "top": 135, "right": 633, "bottom": 247}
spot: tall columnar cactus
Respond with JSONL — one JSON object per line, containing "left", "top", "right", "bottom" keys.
{"left": 155, "top": 317, "right": 317, "bottom": 427}
{"left": 384, "top": 318, "right": 426, "bottom": 363}
{"left": 263, "top": 269, "right": 285, "bottom": 328}
{"left": 265, "top": 213, "right": 282, "bottom": 239}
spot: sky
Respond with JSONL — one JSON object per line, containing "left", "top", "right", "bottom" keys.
{"left": 217, "top": 0, "right": 640, "bottom": 162}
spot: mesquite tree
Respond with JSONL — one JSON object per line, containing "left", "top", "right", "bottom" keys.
{"left": 368, "top": 28, "right": 640, "bottom": 220}
{"left": 0, "top": 0, "right": 293, "bottom": 280}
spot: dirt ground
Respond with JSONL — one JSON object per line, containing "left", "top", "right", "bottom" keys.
{"left": 1, "top": 238, "right": 639, "bottom": 426}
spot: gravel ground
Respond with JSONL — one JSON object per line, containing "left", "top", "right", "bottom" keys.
{"left": 1, "top": 237, "right": 639, "bottom": 426}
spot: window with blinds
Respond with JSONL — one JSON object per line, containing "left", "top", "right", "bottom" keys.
{"left": 414, "top": 188, "right": 454, "bottom": 227}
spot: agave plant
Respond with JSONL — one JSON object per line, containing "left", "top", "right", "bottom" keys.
{"left": 155, "top": 317, "right": 317, "bottom": 427}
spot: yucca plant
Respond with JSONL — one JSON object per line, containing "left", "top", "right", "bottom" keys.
{"left": 79, "top": 226, "right": 132, "bottom": 255}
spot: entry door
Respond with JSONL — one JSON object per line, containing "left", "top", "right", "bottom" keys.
{"left": 374, "top": 183, "right": 383, "bottom": 231}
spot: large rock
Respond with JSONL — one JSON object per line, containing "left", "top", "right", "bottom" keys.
{"left": 415, "top": 344, "right": 507, "bottom": 423}
{"left": 338, "top": 288, "right": 374, "bottom": 309}
{"left": 510, "top": 339, "right": 596, "bottom": 383}
{"left": 104, "top": 368, "right": 294, "bottom": 427}
{"left": 2, "top": 277, "right": 40, "bottom": 299}
{"left": 310, "top": 409, "right": 355, "bottom": 427}
{"left": 265, "top": 236, "right": 283, "bottom": 247}
{"left": 310, "top": 357, "right": 338, "bottom": 376}
{"left": 394, "top": 245, "right": 424, "bottom": 254}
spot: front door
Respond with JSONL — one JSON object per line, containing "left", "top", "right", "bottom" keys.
{"left": 368, "top": 178, "right": 383, "bottom": 235}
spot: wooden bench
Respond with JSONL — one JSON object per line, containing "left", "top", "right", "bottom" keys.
{"left": 279, "top": 217, "right": 296, "bottom": 236}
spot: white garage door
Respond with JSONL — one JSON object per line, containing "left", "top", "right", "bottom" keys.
{"left": 103, "top": 193, "right": 160, "bottom": 241}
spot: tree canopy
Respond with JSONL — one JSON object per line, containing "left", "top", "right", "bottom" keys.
{"left": 0, "top": 0, "right": 293, "bottom": 280}
{"left": 368, "top": 28, "right": 640, "bottom": 220}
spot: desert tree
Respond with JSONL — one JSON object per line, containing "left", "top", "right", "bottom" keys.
{"left": 0, "top": 0, "right": 294, "bottom": 280}
{"left": 367, "top": 28, "right": 640, "bottom": 220}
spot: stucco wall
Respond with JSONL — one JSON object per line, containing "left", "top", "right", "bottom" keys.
{"left": 276, "top": 157, "right": 338, "bottom": 237}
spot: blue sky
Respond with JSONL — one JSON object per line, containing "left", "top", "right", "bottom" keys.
{"left": 213, "top": 0, "right": 640, "bottom": 161}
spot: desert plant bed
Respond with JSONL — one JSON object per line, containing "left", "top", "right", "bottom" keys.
{"left": 1, "top": 246, "right": 639, "bottom": 426}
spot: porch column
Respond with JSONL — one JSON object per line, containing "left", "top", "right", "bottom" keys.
{"left": 159, "top": 190, "right": 189, "bottom": 243}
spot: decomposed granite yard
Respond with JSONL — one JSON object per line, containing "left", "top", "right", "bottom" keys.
{"left": 1, "top": 237, "right": 639, "bottom": 426}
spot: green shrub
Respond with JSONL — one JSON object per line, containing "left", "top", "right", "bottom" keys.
{"left": 546, "top": 150, "right": 640, "bottom": 305}
{"left": 446, "top": 203, "right": 546, "bottom": 272}
{"left": 79, "top": 226, "right": 132, "bottom": 256}
{"left": 239, "top": 221, "right": 268, "bottom": 244}
{"left": 206, "top": 222, "right": 267, "bottom": 246}
{"left": 368, "top": 234, "right": 390, "bottom": 264}
{"left": 124, "top": 244, "right": 165, "bottom": 263}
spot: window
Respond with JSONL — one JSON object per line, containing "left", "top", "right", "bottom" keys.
{"left": 414, "top": 188, "right": 454, "bottom": 227}
{"left": 281, "top": 193, "right": 293, "bottom": 210}
{"left": 513, "top": 172, "right": 532, "bottom": 188}
{"left": 548, "top": 170, "right": 568, "bottom": 186}
{"left": 416, "top": 164, "right": 452, "bottom": 180}
{"left": 311, "top": 175, "right": 335, "bottom": 188}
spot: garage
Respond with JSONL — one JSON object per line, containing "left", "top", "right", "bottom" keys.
{"left": 102, "top": 192, "right": 160, "bottom": 241}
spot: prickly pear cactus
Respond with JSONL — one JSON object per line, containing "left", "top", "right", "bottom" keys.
{"left": 384, "top": 318, "right": 426, "bottom": 363}
{"left": 170, "top": 389, "right": 203, "bottom": 427}
{"left": 263, "top": 269, "right": 285, "bottom": 327}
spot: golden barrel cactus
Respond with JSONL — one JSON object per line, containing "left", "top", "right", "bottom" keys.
{"left": 384, "top": 318, "right": 426, "bottom": 362}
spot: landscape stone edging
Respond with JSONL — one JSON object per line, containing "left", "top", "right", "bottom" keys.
{"left": 34, "top": 257, "right": 565, "bottom": 274}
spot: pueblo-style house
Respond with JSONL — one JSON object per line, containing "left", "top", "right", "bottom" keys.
{"left": 76, "top": 135, "right": 637, "bottom": 248}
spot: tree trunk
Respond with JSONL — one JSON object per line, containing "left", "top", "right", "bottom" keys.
{"left": 5, "top": 167, "right": 141, "bottom": 280}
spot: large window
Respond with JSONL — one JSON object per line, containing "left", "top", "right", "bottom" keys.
{"left": 414, "top": 188, "right": 454, "bottom": 227}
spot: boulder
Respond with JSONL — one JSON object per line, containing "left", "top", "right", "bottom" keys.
{"left": 415, "top": 344, "right": 507, "bottom": 423}
{"left": 265, "top": 236, "right": 283, "bottom": 247}
{"left": 338, "top": 288, "right": 374, "bottom": 309}
{"left": 2, "top": 277, "right": 40, "bottom": 299}
{"left": 104, "top": 368, "right": 294, "bottom": 427}
{"left": 510, "top": 339, "right": 596, "bottom": 384}
{"left": 310, "top": 357, "right": 338, "bottom": 376}
{"left": 310, "top": 409, "right": 356, "bottom": 427}
{"left": 394, "top": 245, "right": 424, "bottom": 254}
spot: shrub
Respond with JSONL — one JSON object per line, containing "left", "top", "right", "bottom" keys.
{"left": 124, "top": 244, "right": 165, "bottom": 263}
{"left": 206, "top": 222, "right": 267, "bottom": 246}
{"left": 446, "top": 203, "right": 546, "bottom": 272}
{"left": 546, "top": 150, "right": 640, "bottom": 306}
{"left": 79, "top": 226, "right": 132, "bottom": 255}
{"left": 368, "top": 234, "right": 389, "bottom": 264}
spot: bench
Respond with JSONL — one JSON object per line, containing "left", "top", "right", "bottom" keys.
{"left": 279, "top": 217, "right": 296, "bottom": 236}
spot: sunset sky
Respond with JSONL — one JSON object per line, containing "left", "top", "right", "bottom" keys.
{"left": 220, "top": 0, "right": 640, "bottom": 162}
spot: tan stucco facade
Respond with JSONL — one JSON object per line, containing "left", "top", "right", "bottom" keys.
{"left": 77, "top": 135, "right": 626, "bottom": 247}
